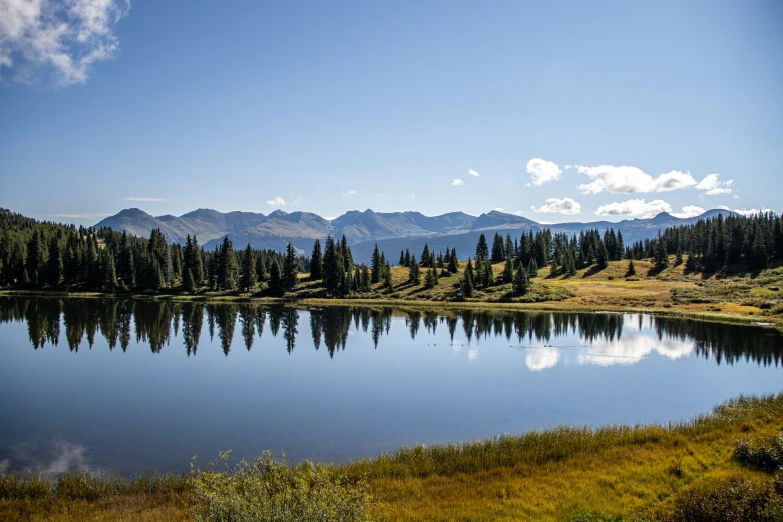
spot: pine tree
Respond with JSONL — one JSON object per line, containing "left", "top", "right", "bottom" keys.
{"left": 654, "top": 232, "right": 669, "bottom": 271}
{"left": 323, "top": 236, "right": 344, "bottom": 295}
{"left": 241, "top": 244, "right": 257, "bottom": 292}
{"left": 118, "top": 231, "right": 135, "bottom": 288}
{"left": 399, "top": 250, "right": 405, "bottom": 267}
{"left": 483, "top": 259, "right": 494, "bottom": 287}
{"left": 461, "top": 264, "right": 474, "bottom": 298}
{"left": 404, "top": 249, "right": 411, "bottom": 267}
{"left": 476, "top": 233, "right": 489, "bottom": 260}
{"left": 502, "top": 256, "right": 514, "bottom": 283}
{"left": 421, "top": 244, "right": 430, "bottom": 266}
{"left": 626, "top": 257, "right": 637, "bottom": 276}
{"left": 256, "top": 252, "right": 268, "bottom": 282}
{"left": 310, "top": 239, "right": 324, "bottom": 280}
{"left": 282, "top": 243, "right": 298, "bottom": 292}
{"left": 448, "top": 251, "right": 459, "bottom": 274}
{"left": 408, "top": 255, "right": 420, "bottom": 285}
{"left": 513, "top": 264, "right": 530, "bottom": 296}
{"left": 491, "top": 233, "right": 505, "bottom": 263}
{"left": 527, "top": 258, "right": 538, "bottom": 278}
{"left": 371, "top": 244, "right": 382, "bottom": 283}
{"left": 424, "top": 267, "right": 436, "bottom": 289}
{"left": 46, "top": 236, "right": 62, "bottom": 287}
{"left": 675, "top": 247, "right": 683, "bottom": 266}
{"left": 597, "top": 241, "right": 609, "bottom": 270}
{"left": 340, "top": 235, "right": 353, "bottom": 272}
{"left": 184, "top": 268, "right": 196, "bottom": 293}
{"left": 269, "top": 259, "right": 282, "bottom": 295}
{"left": 218, "top": 236, "right": 238, "bottom": 291}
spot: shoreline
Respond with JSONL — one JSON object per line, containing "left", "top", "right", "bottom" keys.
{"left": 2, "top": 288, "right": 782, "bottom": 330}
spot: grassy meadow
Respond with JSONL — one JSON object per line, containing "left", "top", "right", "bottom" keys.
{"left": 1, "top": 394, "right": 782, "bottom": 521}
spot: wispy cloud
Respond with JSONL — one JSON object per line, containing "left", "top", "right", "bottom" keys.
{"left": 734, "top": 208, "right": 772, "bottom": 217}
{"left": 0, "top": 0, "right": 131, "bottom": 87}
{"left": 695, "top": 173, "right": 734, "bottom": 196}
{"left": 671, "top": 205, "right": 705, "bottom": 219}
{"left": 531, "top": 197, "right": 581, "bottom": 215}
{"left": 526, "top": 158, "right": 562, "bottom": 186}
{"left": 595, "top": 198, "right": 672, "bottom": 218}
{"left": 571, "top": 165, "right": 698, "bottom": 194}
{"left": 266, "top": 196, "right": 286, "bottom": 208}
{"left": 122, "top": 197, "right": 166, "bottom": 202}
{"left": 494, "top": 207, "right": 504, "bottom": 212}
{"left": 468, "top": 169, "right": 480, "bottom": 177}
{"left": 452, "top": 178, "right": 464, "bottom": 186}
{"left": 343, "top": 190, "right": 357, "bottom": 197}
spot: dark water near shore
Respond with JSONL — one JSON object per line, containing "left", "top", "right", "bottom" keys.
{"left": 0, "top": 296, "right": 781, "bottom": 476}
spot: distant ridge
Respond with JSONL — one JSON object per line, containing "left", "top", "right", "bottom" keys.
{"left": 94, "top": 208, "right": 737, "bottom": 263}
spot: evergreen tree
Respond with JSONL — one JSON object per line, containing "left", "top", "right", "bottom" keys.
{"left": 424, "top": 267, "right": 437, "bottom": 289}
{"left": 323, "top": 236, "right": 344, "bottom": 295}
{"left": 340, "top": 235, "right": 353, "bottom": 272}
{"left": 447, "top": 250, "right": 458, "bottom": 273}
{"left": 255, "top": 252, "right": 268, "bottom": 282}
{"left": 117, "top": 232, "right": 135, "bottom": 289}
{"left": 483, "top": 259, "right": 494, "bottom": 287}
{"left": 461, "top": 264, "right": 474, "bottom": 298}
{"left": 282, "top": 243, "right": 298, "bottom": 292}
{"left": 404, "top": 249, "right": 411, "bottom": 267}
{"left": 513, "top": 264, "right": 530, "bottom": 296}
{"left": 269, "top": 259, "right": 282, "bottom": 295}
{"left": 360, "top": 264, "right": 372, "bottom": 292}
{"left": 527, "top": 258, "right": 538, "bottom": 278}
{"left": 675, "top": 247, "right": 683, "bottom": 266}
{"left": 218, "top": 236, "right": 238, "bottom": 291}
{"left": 626, "top": 257, "right": 637, "bottom": 276}
{"left": 502, "top": 256, "right": 514, "bottom": 283}
{"left": 310, "top": 239, "right": 324, "bottom": 280}
{"left": 597, "top": 241, "right": 609, "bottom": 270}
{"left": 102, "top": 249, "right": 117, "bottom": 291}
{"left": 371, "top": 244, "right": 382, "bottom": 283}
{"left": 46, "top": 236, "right": 62, "bottom": 286}
{"left": 476, "top": 233, "right": 489, "bottom": 260}
{"left": 399, "top": 250, "right": 405, "bottom": 267}
{"left": 491, "top": 233, "right": 505, "bottom": 263}
{"left": 241, "top": 244, "right": 257, "bottom": 292}
{"left": 505, "top": 234, "right": 514, "bottom": 261}
{"left": 421, "top": 244, "right": 430, "bottom": 266}
{"left": 408, "top": 255, "right": 420, "bottom": 285}
{"left": 184, "top": 268, "right": 196, "bottom": 293}
{"left": 654, "top": 232, "right": 669, "bottom": 271}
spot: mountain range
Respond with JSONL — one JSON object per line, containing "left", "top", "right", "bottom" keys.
{"left": 94, "top": 208, "right": 734, "bottom": 263}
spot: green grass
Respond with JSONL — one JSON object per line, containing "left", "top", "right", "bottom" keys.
{"left": 2, "top": 394, "right": 782, "bottom": 521}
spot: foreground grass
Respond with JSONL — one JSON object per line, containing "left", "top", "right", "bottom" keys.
{"left": 2, "top": 394, "right": 782, "bottom": 521}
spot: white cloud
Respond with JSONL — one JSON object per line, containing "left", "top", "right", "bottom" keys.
{"left": 733, "top": 194, "right": 740, "bottom": 200}
{"left": 514, "top": 211, "right": 525, "bottom": 216}
{"left": 734, "top": 208, "right": 772, "bottom": 217}
{"left": 266, "top": 196, "right": 286, "bottom": 208}
{"left": 468, "top": 169, "right": 480, "bottom": 177}
{"left": 494, "top": 207, "right": 504, "bottom": 212}
{"left": 526, "top": 158, "right": 562, "bottom": 186}
{"left": 571, "top": 165, "right": 697, "bottom": 194}
{"left": 695, "top": 173, "right": 734, "bottom": 196}
{"left": 53, "top": 212, "right": 108, "bottom": 219}
{"left": 531, "top": 197, "right": 581, "bottom": 215}
{"left": 122, "top": 197, "right": 165, "bottom": 202}
{"left": 595, "top": 199, "right": 672, "bottom": 219}
{"left": 671, "top": 205, "right": 705, "bottom": 219}
{"left": 411, "top": 194, "right": 416, "bottom": 199}
{"left": 323, "top": 216, "right": 336, "bottom": 221}
{"left": 526, "top": 347, "right": 560, "bottom": 372}
{"left": 343, "top": 190, "right": 356, "bottom": 197}
{"left": 717, "top": 206, "right": 730, "bottom": 210}
{"left": 0, "top": 0, "right": 130, "bottom": 87}
{"left": 452, "top": 178, "right": 464, "bottom": 186}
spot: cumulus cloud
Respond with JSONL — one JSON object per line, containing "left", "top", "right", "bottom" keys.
{"left": 526, "top": 347, "right": 560, "bottom": 372}
{"left": 0, "top": 0, "right": 130, "bottom": 87}
{"left": 696, "top": 173, "right": 734, "bottom": 196}
{"left": 343, "top": 189, "right": 357, "bottom": 197}
{"left": 494, "top": 207, "right": 504, "bottom": 212}
{"left": 671, "top": 205, "right": 705, "bottom": 219}
{"left": 717, "top": 205, "right": 730, "bottom": 210}
{"left": 526, "top": 158, "right": 562, "bottom": 186}
{"left": 122, "top": 197, "right": 165, "bottom": 202}
{"left": 468, "top": 169, "right": 480, "bottom": 177}
{"left": 595, "top": 199, "right": 672, "bottom": 219}
{"left": 266, "top": 196, "right": 286, "bottom": 208}
{"left": 531, "top": 197, "right": 581, "bottom": 215}
{"left": 452, "top": 178, "right": 464, "bottom": 186}
{"left": 571, "top": 165, "right": 697, "bottom": 194}
{"left": 734, "top": 208, "right": 772, "bottom": 217}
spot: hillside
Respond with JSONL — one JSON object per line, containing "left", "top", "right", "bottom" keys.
{"left": 94, "top": 207, "right": 737, "bottom": 263}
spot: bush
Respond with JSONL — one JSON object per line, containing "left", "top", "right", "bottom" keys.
{"left": 734, "top": 434, "right": 783, "bottom": 472}
{"left": 667, "top": 476, "right": 778, "bottom": 522}
{"left": 189, "top": 451, "right": 372, "bottom": 522}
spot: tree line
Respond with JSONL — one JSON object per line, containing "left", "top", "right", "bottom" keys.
{"left": 3, "top": 296, "right": 779, "bottom": 367}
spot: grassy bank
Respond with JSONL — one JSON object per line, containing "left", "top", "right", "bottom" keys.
{"left": 2, "top": 394, "right": 782, "bottom": 521}
{"left": 3, "top": 257, "right": 783, "bottom": 329}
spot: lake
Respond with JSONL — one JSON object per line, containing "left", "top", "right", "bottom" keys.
{"left": 0, "top": 296, "right": 780, "bottom": 477}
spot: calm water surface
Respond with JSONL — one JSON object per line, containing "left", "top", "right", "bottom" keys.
{"left": 0, "top": 296, "right": 781, "bottom": 476}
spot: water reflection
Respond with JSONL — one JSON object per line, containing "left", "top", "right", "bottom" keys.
{"left": 1, "top": 296, "right": 781, "bottom": 369}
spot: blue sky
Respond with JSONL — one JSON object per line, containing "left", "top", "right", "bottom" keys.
{"left": 1, "top": 0, "right": 781, "bottom": 225}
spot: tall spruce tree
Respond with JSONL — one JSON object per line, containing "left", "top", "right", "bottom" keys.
{"left": 513, "top": 264, "right": 529, "bottom": 296}
{"left": 310, "top": 239, "right": 324, "bottom": 280}
{"left": 218, "top": 236, "right": 238, "bottom": 291}
{"left": 241, "top": 244, "right": 257, "bottom": 292}
{"left": 476, "top": 233, "right": 489, "bottom": 260}
{"left": 461, "top": 263, "right": 474, "bottom": 298}
{"left": 408, "top": 255, "right": 420, "bottom": 285}
{"left": 282, "top": 243, "right": 298, "bottom": 292}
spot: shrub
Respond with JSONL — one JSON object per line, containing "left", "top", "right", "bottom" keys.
{"left": 734, "top": 434, "right": 783, "bottom": 472}
{"left": 189, "top": 451, "right": 372, "bottom": 522}
{"left": 667, "top": 476, "right": 778, "bottom": 522}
